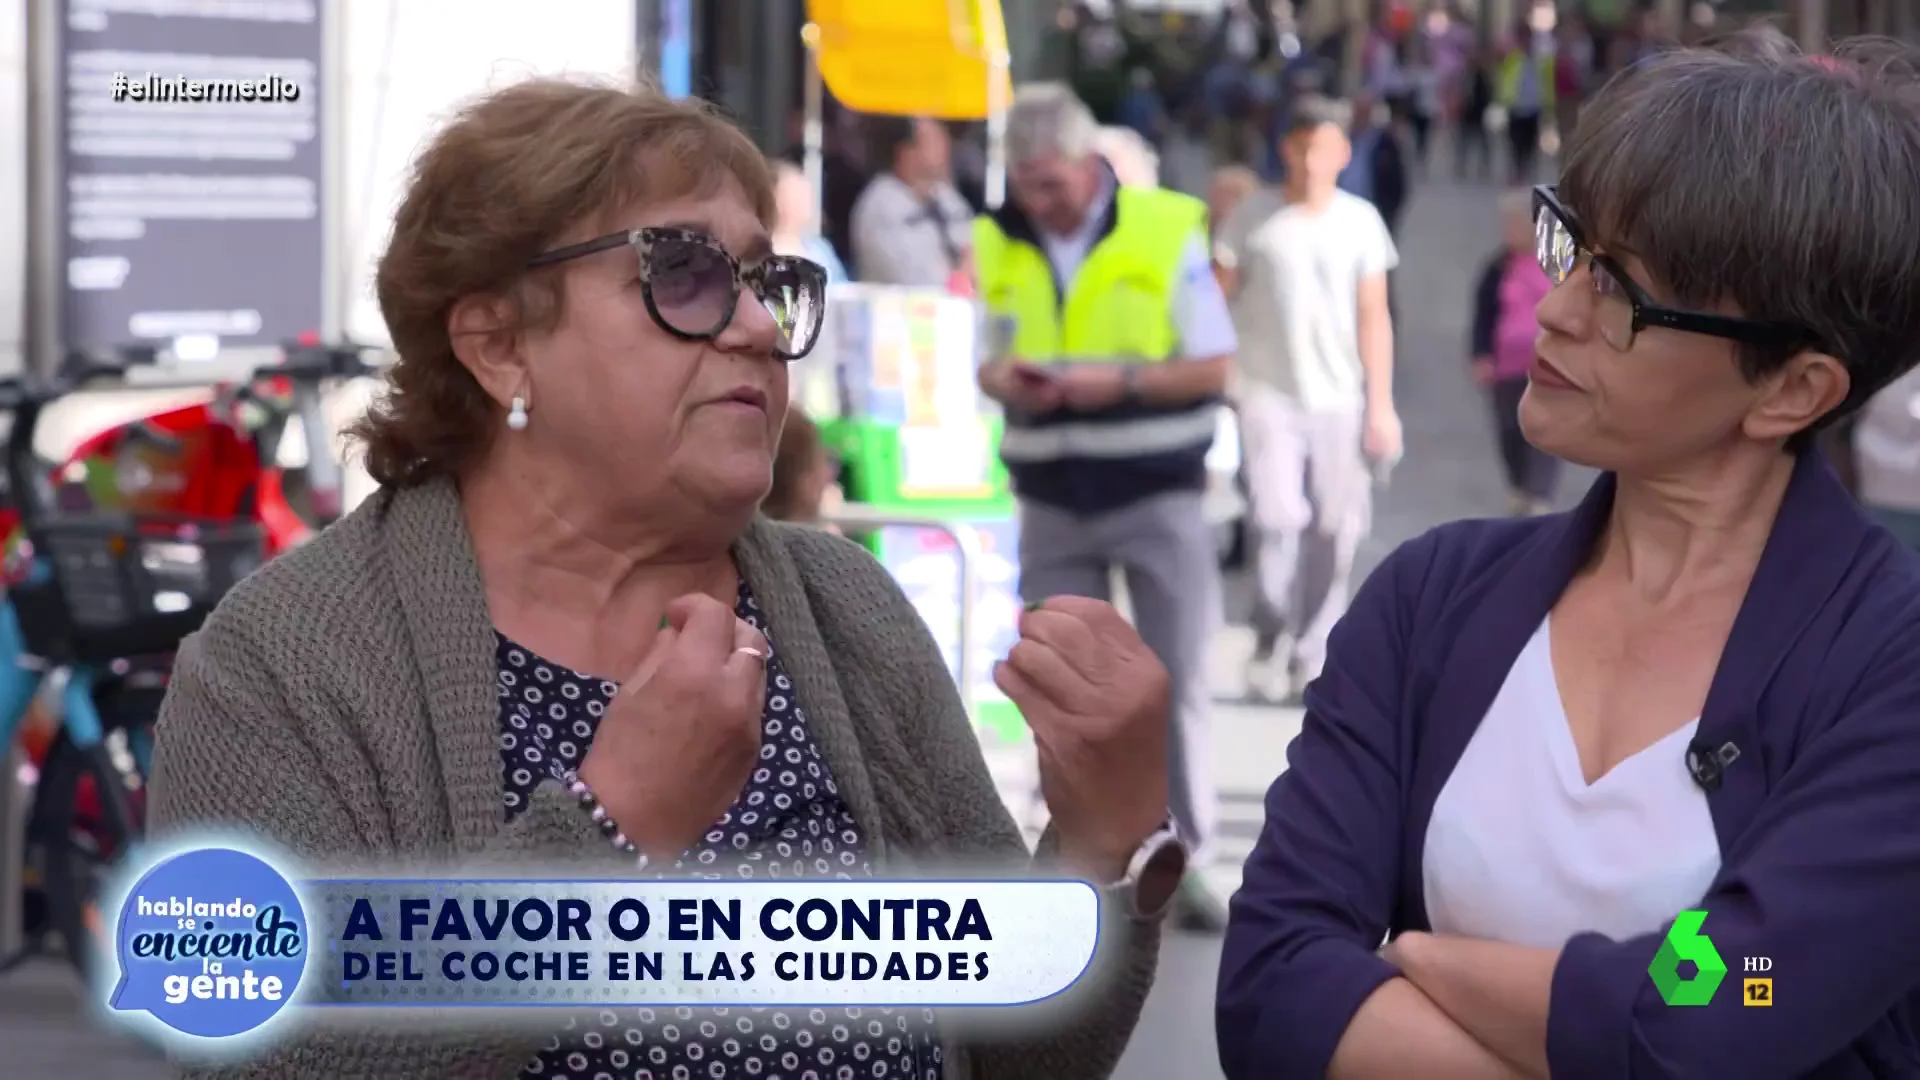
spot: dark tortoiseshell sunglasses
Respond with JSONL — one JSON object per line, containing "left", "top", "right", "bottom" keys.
{"left": 530, "top": 226, "right": 828, "bottom": 360}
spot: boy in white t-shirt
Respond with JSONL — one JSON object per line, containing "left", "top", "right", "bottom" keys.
{"left": 1215, "top": 96, "right": 1402, "bottom": 702}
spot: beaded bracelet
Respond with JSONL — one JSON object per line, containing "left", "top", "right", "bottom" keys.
{"left": 562, "top": 770, "right": 651, "bottom": 871}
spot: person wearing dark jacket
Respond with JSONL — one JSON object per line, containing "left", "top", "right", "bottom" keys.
{"left": 1470, "top": 190, "right": 1561, "bottom": 514}
{"left": 1337, "top": 97, "right": 1409, "bottom": 236}
{"left": 1219, "top": 33, "right": 1920, "bottom": 1079}
{"left": 1456, "top": 47, "right": 1495, "bottom": 180}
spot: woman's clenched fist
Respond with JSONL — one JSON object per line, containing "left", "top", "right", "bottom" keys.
{"left": 578, "top": 592, "right": 768, "bottom": 860}
{"left": 994, "top": 595, "right": 1172, "bottom": 882}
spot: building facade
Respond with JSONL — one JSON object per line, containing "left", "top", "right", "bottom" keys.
{"left": 637, "top": 0, "right": 806, "bottom": 151}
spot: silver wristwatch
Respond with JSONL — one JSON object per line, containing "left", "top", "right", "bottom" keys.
{"left": 1110, "top": 824, "right": 1189, "bottom": 920}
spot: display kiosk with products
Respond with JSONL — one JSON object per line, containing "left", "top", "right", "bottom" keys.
{"left": 793, "top": 285, "right": 1026, "bottom": 747}
{"left": 784, "top": 3, "right": 1025, "bottom": 746}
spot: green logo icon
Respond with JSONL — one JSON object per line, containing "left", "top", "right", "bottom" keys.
{"left": 1649, "top": 909, "right": 1727, "bottom": 1006}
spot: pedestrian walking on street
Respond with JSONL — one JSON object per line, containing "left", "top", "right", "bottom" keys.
{"left": 1215, "top": 95, "right": 1402, "bottom": 704}
{"left": 1470, "top": 189, "right": 1560, "bottom": 515}
{"left": 1496, "top": 21, "right": 1555, "bottom": 182}
{"left": 974, "top": 82, "right": 1236, "bottom": 930}
{"left": 1554, "top": 14, "right": 1597, "bottom": 136}
{"left": 1455, "top": 45, "right": 1496, "bottom": 181}
{"left": 1220, "top": 32, "right": 1920, "bottom": 1079}
{"left": 1425, "top": 3, "right": 1475, "bottom": 138}
{"left": 1402, "top": 33, "right": 1442, "bottom": 173}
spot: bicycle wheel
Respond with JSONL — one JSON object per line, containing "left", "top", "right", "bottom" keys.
{"left": 36, "top": 726, "right": 144, "bottom": 985}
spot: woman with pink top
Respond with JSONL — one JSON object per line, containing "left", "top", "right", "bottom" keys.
{"left": 1470, "top": 189, "right": 1561, "bottom": 514}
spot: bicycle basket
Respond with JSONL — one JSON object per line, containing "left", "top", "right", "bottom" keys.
{"left": 9, "top": 514, "right": 267, "bottom": 663}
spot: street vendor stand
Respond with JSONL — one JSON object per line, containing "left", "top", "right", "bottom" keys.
{"left": 793, "top": 283, "right": 1026, "bottom": 748}
{"left": 800, "top": 0, "right": 1013, "bottom": 209}
{"left": 791, "top": 3, "right": 1025, "bottom": 746}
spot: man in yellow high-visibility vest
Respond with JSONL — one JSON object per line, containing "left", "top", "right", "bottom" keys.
{"left": 974, "top": 82, "right": 1237, "bottom": 930}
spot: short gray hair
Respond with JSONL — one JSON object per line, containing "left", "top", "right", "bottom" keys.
{"left": 1561, "top": 30, "right": 1920, "bottom": 437}
{"left": 1005, "top": 82, "right": 1099, "bottom": 165}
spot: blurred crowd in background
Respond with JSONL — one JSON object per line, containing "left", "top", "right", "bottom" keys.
{"left": 761, "top": 0, "right": 1914, "bottom": 293}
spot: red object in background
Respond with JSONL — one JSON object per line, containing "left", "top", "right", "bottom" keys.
{"left": 57, "top": 395, "right": 312, "bottom": 557}
{"left": 2, "top": 394, "right": 313, "bottom": 819}
{"left": 1809, "top": 55, "right": 1855, "bottom": 80}
{"left": 0, "top": 388, "right": 311, "bottom": 577}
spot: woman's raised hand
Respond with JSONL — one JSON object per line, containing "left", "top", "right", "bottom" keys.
{"left": 994, "top": 596, "right": 1172, "bottom": 882}
{"left": 577, "top": 592, "right": 768, "bottom": 861}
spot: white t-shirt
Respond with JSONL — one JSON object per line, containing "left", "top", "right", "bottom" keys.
{"left": 1423, "top": 619, "right": 1722, "bottom": 949}
{"left": 1218, "top": 188, "right": 1397, "bottom": 414}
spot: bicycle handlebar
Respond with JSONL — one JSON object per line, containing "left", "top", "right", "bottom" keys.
{"left": 275, "top": 341, "right": 382, "bottom": 383}
{"left": 0, "top": 340, "right": 382, "bottom": 528}
{"left": 0, "top": 346, "right": 162, "bottom": 528}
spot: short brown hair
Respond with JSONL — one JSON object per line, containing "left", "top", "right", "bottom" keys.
{"left": 353, "top": 78, "right": 774, "bottom": 487}
{"left": 1560, "top": 32, "right": 1920, "bottom": 439}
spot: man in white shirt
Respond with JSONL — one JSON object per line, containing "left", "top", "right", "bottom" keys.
{"left": 1216, "top": 95, "right": 1403, "bottom": 702}
{"left": 849, "top": 116, "right": 975, "bottom": 290}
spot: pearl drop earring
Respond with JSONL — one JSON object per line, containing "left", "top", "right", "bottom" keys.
{"left": 506, "top": 395, "right": 528, "bottom": 431}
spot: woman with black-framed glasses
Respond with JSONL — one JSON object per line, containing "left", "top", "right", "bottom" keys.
{"left": 1221, "top": 29, "right": 1920, "bottom": 1080}
{"left": 145, "top": 78, "right": 1177, "bottom": 1080}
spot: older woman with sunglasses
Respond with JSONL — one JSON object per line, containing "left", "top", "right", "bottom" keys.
{"left": 1219, "top": 31, "right": 1920, "bottom": 1080}
{"left": 146, "top": 80, "right": 1185, "bottom": 1079}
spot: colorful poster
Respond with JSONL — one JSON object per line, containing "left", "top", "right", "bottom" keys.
{"left": 862, "top": 293, "right": 911, "bottom": 424}
{"left": 902, "top": 295, "right": 944, "bottom": 426}
{"left": 826, "top": 286, "right": 981, "bottom": 426}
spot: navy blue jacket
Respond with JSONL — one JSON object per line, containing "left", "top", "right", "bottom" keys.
{"left": 1219, "top": 451, "right": 1920, "bottom": 1078}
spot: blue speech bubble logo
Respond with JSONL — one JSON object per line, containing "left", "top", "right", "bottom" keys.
{"left": 108, "top": 847, "right": 307, "bottom": 1038}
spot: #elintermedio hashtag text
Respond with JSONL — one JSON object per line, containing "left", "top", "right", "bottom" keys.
{"left": 110, "top": 72, "right": 301, "bottom": 104}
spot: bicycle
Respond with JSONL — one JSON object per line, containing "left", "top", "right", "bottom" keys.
{"left": 0, "top": 341, "right": 374, "bottom": 985}
{"left": 0, "top": 348, "right": 266, "bottom": 985}
{"left": 53, "top": 337, "right": 378, "bottom": 554}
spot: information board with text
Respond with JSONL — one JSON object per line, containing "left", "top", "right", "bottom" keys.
{"left": 55, "top": 0, "right": 328, "bottom": 350}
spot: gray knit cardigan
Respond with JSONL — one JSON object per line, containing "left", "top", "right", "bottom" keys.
{"left": 145, "top": 477, "right": 1160, "bottom": 1079}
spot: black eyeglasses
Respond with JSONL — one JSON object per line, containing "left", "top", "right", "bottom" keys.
{"left": 529, "top": 226, "right": 828, "bottom": 361}
{"left": 1532, "top": 185, "right": 1815, "bottom": 353}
